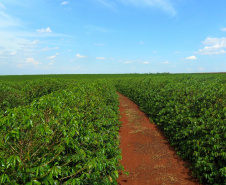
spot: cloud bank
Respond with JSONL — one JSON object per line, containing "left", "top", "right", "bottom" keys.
{"left": 198, "top": 37, "right": 226, "bottom": 55}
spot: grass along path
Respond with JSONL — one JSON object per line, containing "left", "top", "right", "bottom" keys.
{"left": 117, "top": 92, "right": 201, "bottom": 185}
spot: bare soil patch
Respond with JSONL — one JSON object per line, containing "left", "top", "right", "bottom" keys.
{"left": 117, "top": 92, "right": 201, "bottom": 185}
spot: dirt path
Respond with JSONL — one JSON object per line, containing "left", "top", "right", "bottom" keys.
{"left": 117, "top": 92, "right": 201, "bottom": 185}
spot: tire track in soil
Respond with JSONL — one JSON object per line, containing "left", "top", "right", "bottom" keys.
{"left": 117, "top": 92, "right": 201, "bottom": 185}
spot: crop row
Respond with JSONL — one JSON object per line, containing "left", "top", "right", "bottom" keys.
{"left": 115, "top": 76, "right": 226, "bottom": 184}
{"left": 0, "top": 79, "right": 73, "bottom": 115}
{"left": 0, "top": 80, "right": 122, "bottom": 184}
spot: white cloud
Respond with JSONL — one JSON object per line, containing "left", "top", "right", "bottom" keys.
{"left": 198, "top": 37, "right": 226, "bottom": 55}
{"left": 37, "top": 27, "right": 52, "bottom": 33}
{"left": 26, "top": 57, "right": 41, "bottom": 65}
{"left": 124, "top": 61, "right": 133, "bottom": 64}
{"left": 221, "top": 28, "right": 226, "bottom": 32}
{"left": 46, "top": 53, "right": 59, "bottom": 59}
{"left": 61, "top": 1, "right": 69, "bottom": 5}
{"left": 96, "top": 57, "right": 106, "bottom": 60}
{"left": 46, "top": 55, "right": 56, "bottom": 59}
{"left": 143, "top": 61, "right": 149, "bottom": 64}
{"left": 139, "top": 41, "right": 144, "bottom": 45}
{"left": 30, "top": 40, "right": 39, "bottom": 45}
{"left": 76, "top": 54, "right": 88, "bottom": 58}
{"left": 41, "top": 47, "right": 59, "bottom": 51}
{"left": 0, "top": 23, "right": 64, "bottom": 58}
{"left": 186, "top": 56, "right": 197, "bottom": 60}
{"left": 162, "top": 61, "right": 169, "bottom": 64}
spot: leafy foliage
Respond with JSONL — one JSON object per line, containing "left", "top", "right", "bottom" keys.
{"left": 0, "top": 79, "right": 71, "bottom": 116}
{"left": 0, "top": 80, "right": 122, "bottom": 184}
{"left": 115, "top": 75, "right": 226, "bottom": 185}
{"left": 1, "top": 73, "right": 225, "bottom": 184}
{"left": 0, "top": 81, "right": 27, "bottom": 115}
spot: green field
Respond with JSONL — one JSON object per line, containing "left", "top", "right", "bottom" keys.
{"left": 0, "top": 73, "right": 225, "bottom": 82}
{"left": 0, "top": 73, "right": 225, "bottom": 184}
{"left": 0, "top": 74, "right": 151, "bottom": 82}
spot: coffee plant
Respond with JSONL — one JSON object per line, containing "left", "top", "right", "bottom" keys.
{"left": 0, "top": 80, "right": 122, "bottom": 184}
{"left": 115, "top": 76, "right": 226, "bottom": 184}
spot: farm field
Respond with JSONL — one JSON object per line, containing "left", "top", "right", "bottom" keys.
{"left": 0, "top": 74, "right": 154, "bottom": 82}
{"left": 0, "top": 73, "right": 225, "bottom": 184}
{"left": 0, "top": 73, "right": 225, "bottom": 82}
{"left": 115, "top": 74, "right": 226, "bottom": 184}
{"left": 1, "top": 1, "right": 226, "bottom": 184}
{"left": 0, "top": 79, "right": 122, "bottom": 184}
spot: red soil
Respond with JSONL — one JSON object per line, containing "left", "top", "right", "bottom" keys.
{"left": 117, "top": 92, "right": 201, "bottom": 185}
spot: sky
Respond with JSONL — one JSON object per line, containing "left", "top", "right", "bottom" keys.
{"left": 0, "top": 0, "right": 226, "bottom": 75}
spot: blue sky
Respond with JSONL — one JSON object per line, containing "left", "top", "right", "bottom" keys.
{"left": 0, "top": 0, "right": 226, "bottom": 75}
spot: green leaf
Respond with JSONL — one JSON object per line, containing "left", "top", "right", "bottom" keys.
{"left": 32, "top": 180, "right": 41, "bottom": 185}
